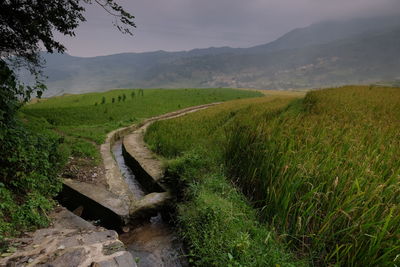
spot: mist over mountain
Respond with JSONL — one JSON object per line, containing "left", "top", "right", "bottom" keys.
{"left": 40, "top": 16, "right": 400, "bottom": 96}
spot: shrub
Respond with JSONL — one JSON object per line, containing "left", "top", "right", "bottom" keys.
{"left": 0, "top": 121, "right": 65, "bottom": 240}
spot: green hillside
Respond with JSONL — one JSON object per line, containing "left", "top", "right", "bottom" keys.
{"left": 145, "top": 86, "right": 400, "bottom": 266}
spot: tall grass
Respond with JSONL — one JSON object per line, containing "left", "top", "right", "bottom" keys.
{"left": 145, "top": 96, "right": 302, "bottom": 266}
{"left": 145, "top": 86, "right": 400, "bottom": 266}
{"left": 166, "top": 152, "right": 302, "bottom": 266}
{"left": 224, "top": 86, "right": 400, "bottom": 266}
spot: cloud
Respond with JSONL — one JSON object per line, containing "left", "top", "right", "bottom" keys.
{"left": 57, "top": 0, "right": 400, "bottom": 56}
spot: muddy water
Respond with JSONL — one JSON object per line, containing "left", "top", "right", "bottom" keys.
{"left": 112, "top": 141, "right": 187, "bottom": 267}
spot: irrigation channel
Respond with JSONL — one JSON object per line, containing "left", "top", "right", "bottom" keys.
{"left": 56, "top": 103, "right": 220, "bottom": 266}
{"left": 112, "top": 140, "right": 187, "bottom": 267}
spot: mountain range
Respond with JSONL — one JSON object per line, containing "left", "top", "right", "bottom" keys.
{"left": 39, "top": 15, "right": 400, "bottom": 96}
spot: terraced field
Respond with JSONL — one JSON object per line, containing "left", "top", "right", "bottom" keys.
{"left": 22, "top": 88, "right": 262, "bottom": 162}
{"left": 145, "top": 86, "right": 400, "bottom": 266}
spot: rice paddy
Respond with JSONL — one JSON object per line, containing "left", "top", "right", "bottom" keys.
{"left": 145, "top": 86, "right": 400, "bottom": 266}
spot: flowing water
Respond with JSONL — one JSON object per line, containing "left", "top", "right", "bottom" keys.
{"left": 113, "top": 141, "right": 146, "bottom": 199}
{"left": 112, "top": 141, "right": 187, "bottom": 267}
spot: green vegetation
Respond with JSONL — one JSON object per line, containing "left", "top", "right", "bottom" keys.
{"left": 23, "top": 88, "right": 261, "bottom": 161}
{"left": 145, "top": 86, "right": 400, "bottom": 266}
{"left": 0, "top": 0, "right": 134, "bottom": 248}
{"left": 0, "top": 88, "right": 260, "bottom": 242}
{"left": 0, "top": 117, "right": 65, "bottom": 241}
{"left": 167, "top": 151, "right": 302, "bottom": 266}
{"left": 146, "top": 96, "right": 302, "bottom": 266}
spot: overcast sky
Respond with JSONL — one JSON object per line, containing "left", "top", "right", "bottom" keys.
{"left": 56, "top": 0, "right": 400, "bottom": 57}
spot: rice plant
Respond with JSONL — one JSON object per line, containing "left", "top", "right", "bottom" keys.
{"left": 145, "top": 86, "right": 400, "bottom": 266}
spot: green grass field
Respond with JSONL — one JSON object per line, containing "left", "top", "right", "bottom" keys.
{"left": 145, "top": 86, "right": 400, "bottom": 266}
{"left": 0, "top": 87, "right": 261, "bottom": 242}
{"left": 22, "top": 88, "right": 262, "bottom": 162}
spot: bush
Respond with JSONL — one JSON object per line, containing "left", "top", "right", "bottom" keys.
{"left": 0, "top": 121, "right": 65, "bottom": 240}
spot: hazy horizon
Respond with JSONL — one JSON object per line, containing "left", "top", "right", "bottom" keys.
{"left": 54, "top": 0, "right": 400, "bottom": 57}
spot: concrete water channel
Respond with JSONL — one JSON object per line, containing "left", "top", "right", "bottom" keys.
{"left": 112, "top": 140, "right": 187, "bottom": 267}
{"left": 56, "top": 103, "right": 221, "bottom": 266}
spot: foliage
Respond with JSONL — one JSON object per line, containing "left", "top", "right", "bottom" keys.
{"left": 0, "top": 61, "right": 64, "bottom": 240}
{"left": 0, "top": 121, "right": 66, "bottom": 240}
{"left": 0, "top": 0, "right": 135, "bottom": 101}
{"left": 145, "top": 86, "right": 400, "bottom": 266}
{"left": 0, "top": 61, "right": 23, "bottom": 126}
{"left": 0, "top": 0, "right": 134, "bottom": 243}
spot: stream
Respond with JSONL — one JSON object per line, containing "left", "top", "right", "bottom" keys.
{"left": 112, "top": 141, "right": 187, "bottom": 267}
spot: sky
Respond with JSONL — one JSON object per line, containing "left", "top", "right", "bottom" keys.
{"left": 56, "top": 0, "right": 400, "bottom": 57}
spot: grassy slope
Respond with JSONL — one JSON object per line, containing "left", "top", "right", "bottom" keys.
{"left": 1, "top": 88, "right": 260, "bottom": 245}
{"left": 22, "top": 88, "right": 262, "bottom": 162}
{"left": 145, "top": 86, "right": 400, "bottom": 266}
{"left": 146, "top": 96, "right": 304, "bottom": 266}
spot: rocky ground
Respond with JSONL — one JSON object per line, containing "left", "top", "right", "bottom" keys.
{"left": 0, "top": 206, "right": 136, "bottom": 267}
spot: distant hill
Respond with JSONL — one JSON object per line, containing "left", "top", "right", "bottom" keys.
{"left": 39, "top": 15, "right": 400, "bottom": 96}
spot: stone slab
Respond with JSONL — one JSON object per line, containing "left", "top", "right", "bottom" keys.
{"left": 0, "top": 207, "right": 136, "bottom": 267}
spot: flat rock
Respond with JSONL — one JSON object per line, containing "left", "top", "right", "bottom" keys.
{"left": 0, "top": 207, "right": 136, "bottom": 267}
